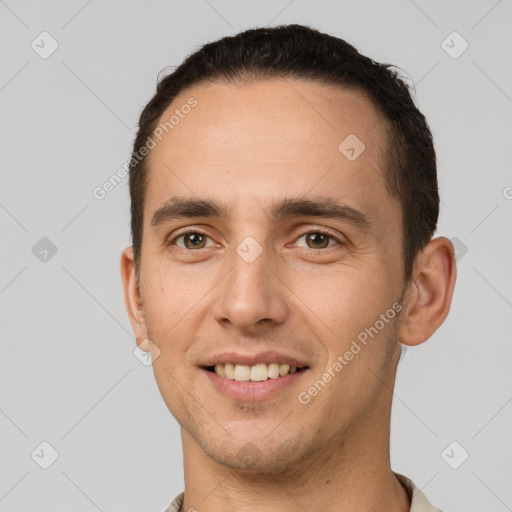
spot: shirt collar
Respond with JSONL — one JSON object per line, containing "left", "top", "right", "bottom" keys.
{"left": 165, "top": 472, "right": 443, "bottom": 512}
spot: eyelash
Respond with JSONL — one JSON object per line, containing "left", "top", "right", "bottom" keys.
{"left": 166, "top": 227, "right": 343, "bottom": 251}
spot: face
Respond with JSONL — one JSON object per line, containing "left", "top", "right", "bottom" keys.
{"left": 123, "top": 78, "right": 408, "bottom": 473}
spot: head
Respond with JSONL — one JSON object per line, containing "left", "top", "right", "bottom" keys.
{"left": 121, "top": 24, "right": 456, "bottom": 475}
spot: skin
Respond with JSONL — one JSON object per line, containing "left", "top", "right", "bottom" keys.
{"left": 121, "top": 78, "right": 456, "bottom": 512}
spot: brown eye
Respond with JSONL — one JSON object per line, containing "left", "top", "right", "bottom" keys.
{"left": 183, "top": 233, "right": 207, "bottom": 249}
{"left": 305, "top": 232, "right": 330, "bottom": 248}
{"left": 170, "top": 231, "right": 214, "bottom": 250}
{"left": 295, "top": 231, "right": 338, "bottom": 249}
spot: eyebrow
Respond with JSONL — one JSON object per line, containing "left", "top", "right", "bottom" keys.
{"left": 150, "top": 196, "right": 373, "bottom": 233}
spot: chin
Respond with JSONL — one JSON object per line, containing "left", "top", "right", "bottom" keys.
{"left": 194, "top": 425, "right": 317, "bottom": 476}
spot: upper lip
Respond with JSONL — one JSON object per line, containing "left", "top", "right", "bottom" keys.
{"left": 201, "top": 351, "right": 309, "bottom": 368}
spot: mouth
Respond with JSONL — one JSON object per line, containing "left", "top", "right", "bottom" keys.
{"left": 200, "top": 350, "right": 311, "bottom": 400}
{"left": 204, "top": 362, "right": 309, "bottom": 381}
{"left": 201, "top": 359, "right": 310, "bottom": 401}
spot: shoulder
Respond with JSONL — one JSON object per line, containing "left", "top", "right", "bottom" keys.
{"left": 394, "top": 472, "right": 444, "bottom": 512}
{"left": 162, "top": 491, "right": 184, "bottom": 512}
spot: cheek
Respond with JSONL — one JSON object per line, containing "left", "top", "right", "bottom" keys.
{"left": 287, "top": 262, "right": 401, "bottom": 384}
{"left": 140, "top": 264, "right": 203, "bottom": 344}
{"left": 288, "top": 264, "right": 386, "bottom": 338}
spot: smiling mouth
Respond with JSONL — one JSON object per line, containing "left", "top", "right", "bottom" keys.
{"left": 205, "top": 363, "right": 309, "bottom": 382}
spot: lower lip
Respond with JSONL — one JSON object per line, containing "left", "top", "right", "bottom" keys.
{"left": 202, "top": 368, "right": 309, "bottom": 401}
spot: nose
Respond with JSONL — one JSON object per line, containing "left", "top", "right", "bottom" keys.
{"left": 213, "top": 243, "right": 289, "bottom": 334}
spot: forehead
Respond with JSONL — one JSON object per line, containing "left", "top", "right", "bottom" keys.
{"left": 144, "top": 78, "right": 396, "bottom": 227}
{"left": 150, "top": 78, "right": 386, "bottom": 166}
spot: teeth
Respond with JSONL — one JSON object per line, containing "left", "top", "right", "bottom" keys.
{"left": 268, "top": 363, "right": 280, "bottom": 379}
{"left": 279, "top": 363, "right": 289, "bottom": 376}
{"left": 224, "top": 363, "right": 235, "bottom": 380}
{"left": 214, "top": 364, "right": 225, "bottom": 378}
{"left": 212, "top": 362, "right": 303, "bottom": 381}
{"left": 250, "top": 363, "right": 268, "bottom": 382}
{"left": 234, "top": 364, "right": 251, "bottom": 381}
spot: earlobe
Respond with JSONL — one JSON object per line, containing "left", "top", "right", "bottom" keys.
{"left": 120, "top": 246, "right": 149, "bottom": 350}
{"left": 398, "top": 236, "right": 457, "bottom": 347}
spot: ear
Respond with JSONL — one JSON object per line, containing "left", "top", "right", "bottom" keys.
{"left": 398, "top": 236, "right": 457, "bottom": 346}
{"left": 120, "top": 246, "right": 150, "bottom": 352}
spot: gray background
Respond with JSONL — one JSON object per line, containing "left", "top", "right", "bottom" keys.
{"left": 1, "top": 0, "right": 511, "bottom": 510}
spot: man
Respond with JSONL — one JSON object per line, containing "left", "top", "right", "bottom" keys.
{"left": 121, "top": 24, "right": 456, "bottom": 512}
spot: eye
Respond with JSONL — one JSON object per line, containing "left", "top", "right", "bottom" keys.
{"left": 294, "top": 230, "right": 341, "bottom": 250}
{"left": 168, "top": 229, "right": 216, "bottom": 250}
{"left": 167, "top": 228, "right": 342, "bottom": 252}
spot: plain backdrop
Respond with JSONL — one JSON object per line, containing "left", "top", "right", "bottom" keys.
{"left": 1, "top": 1, "right": 511, "bottom": 511}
